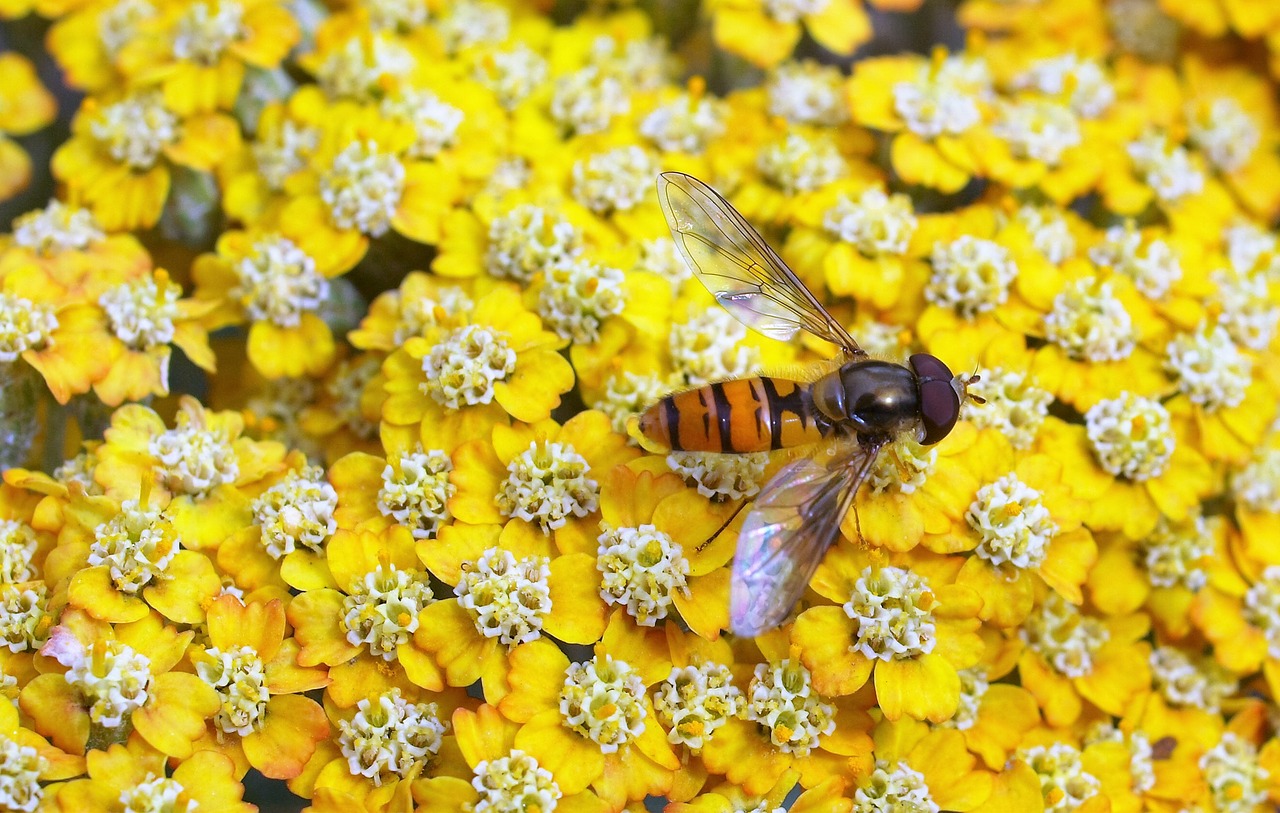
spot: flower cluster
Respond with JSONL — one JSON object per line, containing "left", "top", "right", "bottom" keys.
{"left": 2, "top": 0, "right": 1280, "bottom": 811}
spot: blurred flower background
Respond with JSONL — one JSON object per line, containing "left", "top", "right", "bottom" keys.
{"left": 2, "top": 0, "right": 1280, "bottom": 810}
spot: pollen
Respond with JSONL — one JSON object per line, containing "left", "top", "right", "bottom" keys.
{"left": 90, "top": 500, "right": 181, "bottom": 594}
{"left": 61, "top": 638, "right": 155, "bottom": 728}
{"left": 378, "top": 448, "right": 454, "bottom": 541}
{"left": 170, "top": 0, "right": 245, "bottom": 65}
{"left": 0, "top": 732, "right": 45, "bottom": 813}
{"left": 967, "top": 474, "right": 1058, "bottom": 570}
{"left": 572, "top": 146, "right": 657, "bottom": 215}
{"left": 1199, "top": 733, "right": 1270, "bottom": 813}
{"left": 337, "top": 689, "right": 446, "bottom": 786}
{"left": 496, "top": 440, "right": 598, "bottom": 533}
{"left": 233, "top": 235, "right": 329, "bottom": 328}
{"left": 473, "top": 43, "right": 548, "bottom": 111}
{"left": 0, "top": 294, "right": 58, "bottom": 363}
{"left": 550, "top": 65, "right": 630, "bottom": 136}
{"left": 1020, "top": 593, "right": 1109, "bottom": 679}
{"left": 380, "top": 89, "right": 464, "bottom": 160}
{"left": 1013, "top": 55, "right": 1115, "bottom": 119}
{"left": 763, "top": 0, "right": 829, "bottom": 23}
{"left": 594, "top": 371, "right": 673, "bottom": 435}
{"left": 558, "top": 655, "right": 646, "bottom": 752}
{"left": 0, "top": 520, "right": 39, "bottom": 584}
{"left": 196, "top": 643, "right": 269, "bottom": 737}
{"left": 1127, "top": 132, "right": 1204, "bottom": 206}
{"left": 0, "top": 582, "right": 49, "bottom": 653}
{"left": 868, "top": 437, "right": 937, "bottom": 495}
{"left": 1014, "top": 205, "right": 1076, "bottom": 264}
{"left": 991, "top": 98, "right": 1081, "bottom": 165}
{"left": 487, "top": 203, "right": 581, "bottom": 284}
{"left": 1043, "top": 277, "right": 1135, "bottom": 362}
{"left": 437, "top": 0, "right": 510, "bottom": 53}
{"left": 767, "top": 60, "right": 849, "bottom": 125}
{"left": 1089, "top": 222, "right": 1182, "bottom": 300}
{"left": 597, "top": 523, "right": 690, "bottom": 626}
{"left": 420, "top": 324, "right": 516, "bottom": 409}
{"left": 455, "top": 548, "right": 550, "bottom": 646}
{"left": 149, "top": 410, "right": 240, "bottom": 497}
{"left": 854, "top": 760, "right": 940, "bottom": 813}
{"left": 967, "top": 367, "right": 1051, "bottom": 449}
{"left": 320, "top": 140, "right": 406, "bottom": 237}
{"left": 1084, "top": 393, "right": 1174, "bottom": 482}
{"left": 1141, "top": 515, "right": 1212, "bottom": 591}
{"left": 252, "top": 465, "right": 337, "bottom": 559}
{"left": 1187, "top": 97, "right": 1259, "bottom": 173}
{"left": 670, "top": 308, "right": 760, "bottom": 387}
{"left": 11, "top": 200, "right": 105, "bottom": 255}
{"left": 743, "top": 659, "right": 834, "bottom": 757}
{"left": 666, "top": 450, "right": 768, "bottom": 501}
{"left": 342, "top": 562, "right": 434, "bottom": 660}
{"left": 88, "top": 92, "right": 179, "bottom": 169}
{"left": 823, "top": 188, "right": 917, "bottom": 257}
{"left": 316, "top": 33, "right": 415, "bottom": 102}
{"left": 1019, "top": 743, "right": 1101, "bottom": 813}
{"left": 756, "top": 131, "right": 846, "bottom": 194}
{"left": 538, "top": 257, "right": 626, "bottom": 343}
{"left": 640, "top": 91, "right": 725, "bottom": 154}
{"left": 843, "top": 566, "right": 937, "bottom": 661}
{"left": 100, "top": 274, "right": 180, "bottom": 350}
{"left": 653, "top": 662, "right": 742, "bottom": 752}
{"left": 893, "top": 67, "right": 982, "bottom": 139}
{"left": 925, "top": 236, "right": 1018, "bottom": 319}
{"left": 1150, "top": 645, "right": 1238, "bottom": 714}
{"left": 1165, "top": 323, "right": 1252, "bottom": 412}
{"left": 471, "top": 750, "right": 562, "bottom": 813}
{"left": 98, "top": 0, "right": 156, "bottom": 61}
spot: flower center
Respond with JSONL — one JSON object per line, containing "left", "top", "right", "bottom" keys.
{"left": 538, "top": 257, "right": 626, "bottom": 344}
{"left": 767, "top": 60, "right": 848, "bottom": 125}
{"left": 327, "top": 356, "right": 380, "bottom": 440}
{"left": 991, "top": 99, "right": 1081, "bottom": 165}
{"left": 0, "top": 519, "right": 39, "bottom": 584}
{"left": 1084, "top": 393, "right": 1174, "bottom": 482}
{"left": 653, "top": 662, "right": 742, "bottom": 752}
{"left": 337, "top": 689, "right": 446, "bottom": 786}
{"left": 253, "top": 120, "right": 319, "bottom": 191}
{"left": 438, "top": 0, "right": 510, "bottom": 53}
{"left": 197, "top": 643, "right": 269, "bottom": 737}
{"left": 1089, "top": 223, "right": 1182, "bottom": 301}
{"left": 941, "top": 667, "right": 988, "bottom": 731}
{"left": 640, "top": 91, "right": 725, "bottom": 154}
{"left": 316, "top": 34, "right": 415, "bottom": 102}
{"left": 893, "top": 72, "right": 981, "bottom": 139}
{"left": 633, "top": 238, "right": 691, "bottom": 289}
{"left": 380, "top": 90, "right": 464, "bottom": 160}
{"left": 763, "top": 0, "right": 828, "bottom": 23}
{"left": 1233, "top": 449, "right": 1280, "bottom": 513}
{"left": 420, "top": 324, "right": 516, "bottom": 409}
{"left": 1014, "top": 55, "right": 1114, "bottom": 118}
{"left": 854, "top": 760, "right": 939, "bottom": 813}
{"left": 486, "top": 204, "right": 581, "bottom": 284}
{"left": 391, "top": 286, "right": 472, "bottom": 345}
{"left": 64, "top": 639, "right": 154, "bottom": 728}
{"left": 100, "top": 274, "right": 180, "bottom": 350}
{"left": 550, "top": 66, "right": 630, "bottom": 136}
{"left": 666, "top": 450, "right": 768, "bottom": 502}
{"left": 1149, "top": 646, "right": 1237, "bottom": 713}
{"left": 233, "top": 236, "right": 328, "bottom": 328}
{"left": 89, "top": 93, "right": 179, "bottom": 170}
{"left": 496, "top": 440, "right": 599, "bottom": 533}
{"left": 1020, "top": 593, "right": 1109, "bottom": 678}
{"left": 119, "top": 774, "right": 194, "bottom": 813}
{"left": 1020, "top": 743, "right": 1100, "bottom": 813}
{"left": 756, "top": 132, "right": 846, "bottom": 194}
{"left": 926, "top": 236, "right": 1017, "bottom": 318}
{"left": 379, "top": 449, "right": 454, "bottom": 541}
{"left": 868, "top": 438, "right": 936, "bottom": 495}
{"left": 670, "top": 308, "right": 759, "bottom": 387}
{"left": 844, "top": 566, "right": 937, "bottom": 661}
{"left": 0, "top": 582, "right": 50, "bottom": 653}
{"left": 149, "top": 415, "right": 240, "bottom": 498}
{"left": 597, "top": 523, "right": 690, "bottom": 626}
{"left": 1127, "top": 133, "right": 1204, "bottom": 205}
{"left": 967, "top": 474, "right": 1057, "bottom": 571}
{"left": 1043, "top": 277, "right": 1134, "bottom": 362}
{"left": 99, "top": 0, "right": 155, "bottom": 60}
{"left": 823, "top": 188, "right": 917, "bottom": 257}
{"left": 472, "top": 750, "right": 562, "bottom": 813}
{"left": 12, "top": 201, "right": 104, "bottom": 255}
{"left": 1141, "top": 516, "right": 1211, "bottom": 591}
{"left": 90, "top": 500, "right": 180, "bottom": 594}
{"left": 1199, "top": 733, "right": 1270, "bottom": 813}
{"left": 1165, "top": 323, "right": 1252, "bottom": 412}
{"left": 363, "top": 0, "right": 428, "bottom": 32}
{"left": 572, "top": 147, "right": 657, "bottom": 215}
{"left": 1015, "top": 205, "right": 1076, "bottom": 264}
{"left": 594, "top": 371, "right": 672, "bottom": 435}
{"left": 342, "top": 563, "right": 434, "bottom": 660}
{"left": 1243, "top": 565, "right": 1280, "bottom": 659}
{"left": 0, "top": 733, "right": 46, "bottom": 813}
{"left": 744, "top": 659, "right": 834, "bottom": 757}
{"left": 1223, "top": 220, "right": 1278, "bottom": 277}
{"left": 967, "top": 367, "right": 1050, "bottom": 449}
{"left": 1210, "top": 268, "right": 1278, "bottom": 352}
{"left": 455, "top": 548, "right": 550, "bottom": 646}
{"left": 0, "top": 293, "right": 58, "bottom": 362}
{"left": 252, "top": 466, "right": 337, "bottom": 559}
{"left": 171, "top": 0, "right": 245, "bottom": 64}
{"left": 320, "top": 140, "right": 405, "bottom": 237}
{"left": 558, "top": 655, "right": 646, "bottom": 752}
{"left": 1188, "top": 97, "right": 1259, "bottom": 173}
{"left": 474, "top": 44, "right": 548, "bottom": 110}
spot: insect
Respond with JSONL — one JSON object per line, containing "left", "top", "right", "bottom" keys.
{"left": 637, "top": 172, "right": 981, "bottom": 636}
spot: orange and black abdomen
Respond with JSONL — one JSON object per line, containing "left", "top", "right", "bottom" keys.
{"left": 638, "top": 376, "right": 833, "bottom": 453}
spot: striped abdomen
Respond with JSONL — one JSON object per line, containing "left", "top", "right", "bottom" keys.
{"left": 638, "top": 376, "right": 833, "bottom": 453}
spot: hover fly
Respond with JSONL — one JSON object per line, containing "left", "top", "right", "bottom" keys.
{"left": 636, "top": 172, "right": 980, "bottom": 636}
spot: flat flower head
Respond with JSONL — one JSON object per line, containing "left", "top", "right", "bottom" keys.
{"left": 52, "top": 738, "right": 253, "bottom": 813}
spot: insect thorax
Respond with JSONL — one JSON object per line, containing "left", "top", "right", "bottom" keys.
{"left": 812, "top": 360, "right": 922, "bottom": 438}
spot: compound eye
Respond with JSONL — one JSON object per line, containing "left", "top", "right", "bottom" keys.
{"left": 910, "top": 354, "right": 960, "bottom": 445}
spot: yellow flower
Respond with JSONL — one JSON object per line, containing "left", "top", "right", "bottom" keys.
{"left": 705, "top": 0, "right": 871, "bottom": 70}
{"left": 0, "top": 54, "right": 56, "bottom": 203}
{"left": 666, "top": 772, "right": 848, "bottom": 813}
{"left": 861, "top": 716, "right": 995, "bottom": 810}
{"left": 0, "top": 692, "right": 86, "bottom": 810}
{"left": 217, "top": 99, "right": 323, "bottom": 225}
{"left": 349, "top": 271, "right": 482, "bottom": 352}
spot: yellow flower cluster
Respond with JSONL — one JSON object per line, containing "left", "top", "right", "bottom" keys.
{"left": 1, "top": 0, "right": 1280, "bottom": 811}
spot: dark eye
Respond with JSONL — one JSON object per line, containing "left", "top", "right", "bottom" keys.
{"left": 910, "top": 354, "right": 960, "bottom": 445}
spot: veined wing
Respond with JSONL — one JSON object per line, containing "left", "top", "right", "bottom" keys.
{"left": 730, "top": 435, "right": 886, "bottom": 636}
{"left": 657, "top": 172, "right": 863, "bottom": 358}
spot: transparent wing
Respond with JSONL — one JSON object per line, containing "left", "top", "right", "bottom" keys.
{"left": 730, "top": 436, "right": 885, "bottom": 636}
{"left": 657, "top": 172, "right": 863, "bottom": 357}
